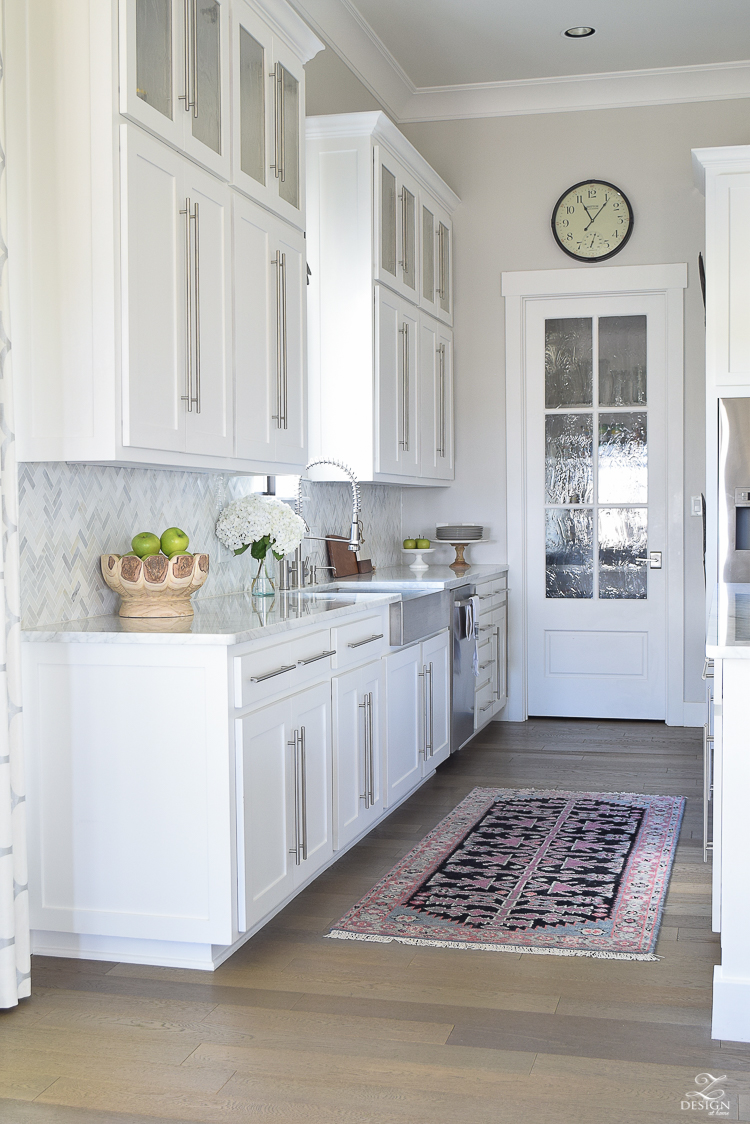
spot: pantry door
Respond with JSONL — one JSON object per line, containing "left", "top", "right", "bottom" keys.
{"left": 525, "top": 293, "right": 668, "bottom": 719}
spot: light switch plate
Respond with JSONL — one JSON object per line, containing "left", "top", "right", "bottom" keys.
{"left": 691, "top": 496, "right": 703, "bottom": 516}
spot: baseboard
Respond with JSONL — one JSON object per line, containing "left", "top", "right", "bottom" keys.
{"left": 682, "top": 701, "right": 707, "bottom": 728}
{"left": 31, "top": 929, "right": 217, "bottom": 971}
{"left": 712, "top": 965, "right": 750, "bottom": 1042}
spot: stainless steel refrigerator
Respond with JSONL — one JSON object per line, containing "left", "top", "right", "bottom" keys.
{"left": 719, "top": 397, "right": 750, "bottom": 582}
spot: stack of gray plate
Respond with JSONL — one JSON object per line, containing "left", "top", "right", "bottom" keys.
{"left": 436, "top": 525, "right": 483, "bottom": 540}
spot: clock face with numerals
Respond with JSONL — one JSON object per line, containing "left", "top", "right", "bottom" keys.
{"left": 552, "top": 180, "right": 633, "bottom": 262}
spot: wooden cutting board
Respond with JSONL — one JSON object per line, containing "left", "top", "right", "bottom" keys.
{"left": 326, "top": 535, "right": 360, "bottom": 578}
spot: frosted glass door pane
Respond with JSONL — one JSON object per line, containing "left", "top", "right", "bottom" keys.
{"left": 545, "top": 318, "right": 592, "bottom": 408}
{"left": 136, "top": 0, "right": 172, "bottom": 119}
{"left": 599, "top": 315, "right": 647, "bottom": 406}
{"left": 545, "top": 414, "right": 593, "bottom": 504}
{"left": 278, "top": 66, "right": 299, "bottom": 209}
{"left": 192, "top": 0, "right": 221, "bottom": 154}
{"left": 546, "top": 509, "right": 593, "bottom": 598}
{"left": 599, "top": 508, "right": 647, "bottom": 599}
{"left": 438, "top": 222, "right": 450, "bottom": 313}
{"left": 402, "top": 188, "right": 416, "bottom": 290}
{"left": 598, "top": 413, "right": 647, "bottom": 503}
{"left": 381, "top": 166, "right": 396, "bottom": 276}
{"left": 422, "top": 206, "right": 434, "bottom": 302}
{"left": 239, "top": 28, "right": 264, "bottom": 184}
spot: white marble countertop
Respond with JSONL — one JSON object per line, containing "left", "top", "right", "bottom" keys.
{"left": 707, "top": 584, "right": 750, "bottom": 659}
{"left": 329, "top": 564, "right": 508, "bottom": 589}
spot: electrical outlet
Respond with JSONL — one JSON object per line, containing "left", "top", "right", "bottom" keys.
{"left": 691, "top": 496, "right": 703, "bottom": 517}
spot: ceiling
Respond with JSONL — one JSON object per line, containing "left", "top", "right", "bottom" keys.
{"left": 291, "top": 0, "right": 750, "bottom": 121}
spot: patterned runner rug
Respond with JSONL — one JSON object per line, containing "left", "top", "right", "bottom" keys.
{"left": 329, "top": 788, "right": 685, "bottom": 960}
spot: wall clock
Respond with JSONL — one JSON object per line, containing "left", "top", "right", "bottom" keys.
{"left": 552, "top": 180, "right": 633, "bottom": 262}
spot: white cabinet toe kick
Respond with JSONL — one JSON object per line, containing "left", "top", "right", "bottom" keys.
{"left": 22, "top": 604, "right": 455, "bottom": 970}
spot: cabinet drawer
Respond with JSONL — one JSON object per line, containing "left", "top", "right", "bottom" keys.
{"left": 332, "top": 614, "right": 387, "bottom": 669}
{"left": 235, "top": 629, "right": 333, "bottom": 708}
{"left": 475, "top": 680, "right": 496, "bottom": 727}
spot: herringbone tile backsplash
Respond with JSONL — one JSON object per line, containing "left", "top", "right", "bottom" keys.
{"left": 19, "top": 464, "right": 403, "bottom": 627}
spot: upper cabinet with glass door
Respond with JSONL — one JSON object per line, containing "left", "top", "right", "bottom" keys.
{"left": 120, "top": 0, "right": 231, "bottom": 180}
{"left": 419, "top": 190, "right": 453, "bottom": 327}
{"left": 375, "top": 147, "right": 420, "bottom": 304}
{"left": 230, "top": 0, "right": 321, "bottom": 229}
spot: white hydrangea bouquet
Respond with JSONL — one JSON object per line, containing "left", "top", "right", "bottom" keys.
{"left": 215, "top": 494, "right": 305, "bottom": 595}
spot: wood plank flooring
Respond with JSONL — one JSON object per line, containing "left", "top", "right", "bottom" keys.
{"left": 3, "top": 718, "right": 749, "bottom": 1123}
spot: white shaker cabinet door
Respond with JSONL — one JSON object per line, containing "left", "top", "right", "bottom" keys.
{"left": 289, "top": 681, "right": 333, "bottom": 886}
{"left": 374, "top": 147, "right": 419, "bottom": 303}
{"left": 419, "top": 192, "right": 452, "bottom": 325}
{"left": 418, "top": 314, "right": 454, "bottom": 481}
{"left": 236, "top": 698, "right": 295, "bottom": 933}
{"left": 376, "top": 287, "right": 419, "bottom": 478}
{"left": 422, "top": 630, "right": 451, "bottom": 772}
{"left": 234, "top": 199, "right": 306, "bottom": 468}
{"left": 119, "top": 0, "right": 230, "bottom": 181}
{"left": 384, "top": 643, "right": 423, "bottom": 807}
{"left": 182, "top": 163, "right": 233, "bottom": 457}
{"left": 332, "top": 660, "right": 383, "bottom": 851}
{"left": 121, "top": 126, "right": 186, "bottom": 453}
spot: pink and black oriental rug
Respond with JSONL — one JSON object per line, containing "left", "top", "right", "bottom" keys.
{"left": 329, "top": 788, "right": 685, "bottom": 960}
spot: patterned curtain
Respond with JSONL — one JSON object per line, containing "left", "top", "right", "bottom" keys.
{"left": 0, "top": 14, "right": 29, "bottom": 1008}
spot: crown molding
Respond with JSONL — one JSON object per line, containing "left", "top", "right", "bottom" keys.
{"left": 692, "top": 144, "right": 750, "bottom": 192}
{"left": 306, "top": 112, "right": 461, "bottom": 210}
{"left": 291, "top": 0, "right": 750, "bottom": 121}
{"left": 245, "top": 0, "right": 324, "bottom": 63}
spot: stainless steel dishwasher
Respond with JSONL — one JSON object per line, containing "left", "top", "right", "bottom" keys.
{"left": 451, "top": 585, "right": 478, "bottom": 752}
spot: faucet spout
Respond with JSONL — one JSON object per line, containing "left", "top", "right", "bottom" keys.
{"left": 297, "top": 459, "right": 364, "bottom": 553}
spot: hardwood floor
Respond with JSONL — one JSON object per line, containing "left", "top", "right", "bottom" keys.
{"left": 3, "top": 718, "right": 749, "bottom": 1123}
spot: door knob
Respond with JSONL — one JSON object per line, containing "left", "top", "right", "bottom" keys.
{"left": 636, "top": 551, "right": 662, "bottom": 569}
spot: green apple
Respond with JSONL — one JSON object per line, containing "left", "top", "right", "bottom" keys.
{"left": 160, "top": 527, "right": 189, "bottom": 556}
{"left": 403, "top": 538, "right": 417, "bottom": 549}
{"left": 131, "top": 532, "right": 161, "bottom": 558}
{"left": 416, "top": 538, "right": 431, "bottom": 549}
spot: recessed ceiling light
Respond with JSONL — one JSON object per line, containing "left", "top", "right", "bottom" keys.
{"left": 564, "top": 26, "right": 595, "bottom": 37}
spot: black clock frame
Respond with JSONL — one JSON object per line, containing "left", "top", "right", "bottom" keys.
{"left": 551, "top": 179, "right": 634, "bottom": 263}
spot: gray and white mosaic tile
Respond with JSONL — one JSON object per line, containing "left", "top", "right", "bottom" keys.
{"left": 19, "top": 463, "right": 403, "bottom": 627}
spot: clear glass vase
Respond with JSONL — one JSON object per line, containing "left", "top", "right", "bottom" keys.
{"left": 250, "top": 554, "right": 276, "bottom": 597}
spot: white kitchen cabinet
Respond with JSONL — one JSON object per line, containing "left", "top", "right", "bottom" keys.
{"left": 332, "top": 660, "right": 383, "bottom": 850}
{"left": 473, "top": 576, "right": 508, "bottom": 732}
{"left": 418, "top": 314, "right": 454, "bottom": 481}
{"left": 122, "top": 126, "right": 233, "bottom": 458}
{"left": 233, "top": 193, "right": 307, "bottom": 469}
{"left": 384, "top": 628, "right": 451, "bottom": 806}
{"left": 419, "top": 191, "right": 453, "bottom": 326}
{"left": 231, "top": 0, "right": 307, "bottom": 230}
{"left": 119, "top": 0, "right": 231, "bottom": 181}
{"left": 376, "top": 287, "right": 420, "bottom": 478}
{"left": 306, "top": 112, "right": 459, "bottom": 486}
{"left": 9, "top": 0, "right": 321, "bottom": 471}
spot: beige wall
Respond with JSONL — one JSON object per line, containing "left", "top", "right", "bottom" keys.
{"left": 305, "top": 50, "right": 750, "bottom": 707}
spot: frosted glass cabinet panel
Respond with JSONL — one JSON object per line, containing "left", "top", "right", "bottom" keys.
{"left": 120, "top": 0, "right": 231, "bottom": 180}
{"left": 231, "top": 1, "right": 306, "bottom": 228}
{"left": 419, "top": 191, "right": 453, "bottom": 325}
{"left": 375, "top": 148, "right": 420, "bottom": 303}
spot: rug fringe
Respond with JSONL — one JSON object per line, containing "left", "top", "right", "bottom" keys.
{"left": 326, "top": 930, "right": 661, "bottom": 961}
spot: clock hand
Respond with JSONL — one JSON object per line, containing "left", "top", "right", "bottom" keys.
{"left": 584, "top": 196, "right": 610, "bottom": 231}
{"left": 581, "top": 202, "right": 595, "bottom": 223}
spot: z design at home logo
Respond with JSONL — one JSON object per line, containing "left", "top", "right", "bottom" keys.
{"left": 681, "top": 1073, "right": 731, "bottom": 1116}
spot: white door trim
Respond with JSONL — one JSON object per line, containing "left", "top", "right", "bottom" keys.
{"left": 502, "top": 263, "right": 688, "bottom": 725}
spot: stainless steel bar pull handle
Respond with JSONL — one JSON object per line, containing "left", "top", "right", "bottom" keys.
{"left": 193, "top": 200, "right": 200, "bottom": 413}
{"left": 297, "top": 650, "right": 336, "bottom": 667}
{"left": 436, "top": 225, "right": 444, "bottom": 300}
{"left": 288, "top": 730, "right": 300, "bottom": 864}
{"left": 249, "top": 662, "right": 296, "bottom": 683}
{"left": 299, "top": 725, "right": 307, "bottom": 861}
{"left": 348, "top": 634, "right": 384, "bottom": 649}
{"left": 367, "top": 692, "right": 374, "bottom": 804}
{"left": 359, "top": 697, "right": 370, "bottom": 806}
{"left": 179, "top": 0, "right": 194, "bottom": 112}
{"left": 270, "top": 63, "right": 284, "bottom": 180}
{"left": 271, "top": 251, "right": 287, "bottom": 428}
{"left": 495, "top": 625, "right": 501, "bottom": 699}
{"left": 437, "top": 343, "right": 446, "bottom": 458}
{"left": 703, "top": 723, "right": 714, "bottom": 863}
{"left": 399, "top": 323, "right": 409, "bottom": 451}
{"left": 702, "top": 658, "right": 714, "bottom": 681}
{"left": 180, "top": 198, "right": 193, "bottom": 411}
{"left": 191, "top": 0, "right": 198, "bottom": 118}
{"left": 398, "top": 190, "right": 407, "bottom": 273}
{"left": 427, "top": 663, "right": 434, "bottom": 756}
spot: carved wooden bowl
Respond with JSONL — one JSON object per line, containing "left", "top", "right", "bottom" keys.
{"left": 100, "top": 553, "right": 210, "bottom": 617}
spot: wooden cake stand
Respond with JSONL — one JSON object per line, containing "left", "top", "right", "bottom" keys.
{"left": 436, "top": 539, "right": 489, "bottom": 572}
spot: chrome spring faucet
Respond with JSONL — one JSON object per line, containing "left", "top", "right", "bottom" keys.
{"left": 280, "top": 460, "right": 365, "bottom": 590}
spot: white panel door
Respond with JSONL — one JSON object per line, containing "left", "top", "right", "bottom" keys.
{"left": 183, "top": 162, "right": 233, "bottom": 457}
{"left": 332, "top": 660, "right": 382, "bottom": 851}
{"left": 234, "top": 193, "right": 275, "bottom": 462}
{"left": 121, "top": 126, "right": 185, "bottom": 452}
{"left": 419, "top": 314, "right": 453, "bottom": 481}
{"left": 290, "top": 681, "right": 333, "bottom": 885}
{"left": 526, "top": 294, "right": 668, "bottom": 718}
{"left": 272, "top": 217, "right": 307, "bottom": 469}
{"left": 421, "top": 630, "right": 451, "bottom": 771}
{"left": 376, "top": 287, "right": 419, "bottom": 478}
{"left": 236, "top": 699, "right": 294, "bottom": 932}
{"left": 384, "top": 643, "right": 423, "bottom": 807}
